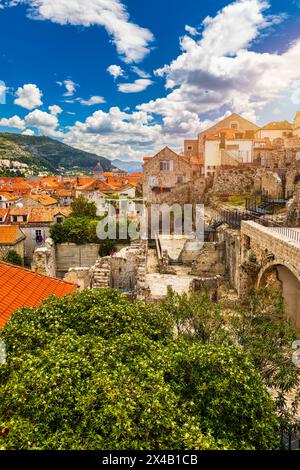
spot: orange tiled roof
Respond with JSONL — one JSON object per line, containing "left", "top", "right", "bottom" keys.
{"left": 28, "top": 206, "right": 71, "bottom": 224}
{"left": 0, "top": 261, "right": 77, "bottom": 329}
{"left": 29, "top": 195, "right": 58, "bottom": 206}
{"left": 0, "top": 192, "right": 19, "bottom": 201}
{"left": 261, "top": 121, "right": 293, "bottom": 131}
{"left": 9, "top": 207, "right": 32, "bottom": 217}
{"left": 0, "top": 226, "right": 25, "bottom": 245}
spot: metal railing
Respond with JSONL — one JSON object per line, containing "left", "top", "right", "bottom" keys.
{"left": 269, "top": 227, "right": 300, "bottom": 244}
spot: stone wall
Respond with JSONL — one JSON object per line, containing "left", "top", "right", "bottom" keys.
{"left": 211, "top": 167, "right": 258, "bottom": 195}
{"left": 64, "top": 268, "right": 91, "bottom": 290}
{"left": 189, "top": 242, "right": 225, "bottom": 277}
{"left": 286, "top": 185, "right": 300, "bottom": 226}
{"left": 0, "top": 240, "right": 25, "bottom": 261}
{"left": 56, "top": 243, "right": 100, "bottom": 277}
{"left": 217, "top": 225, "right": 241, "bottom": 292}
{"left": 261, "top": 171, "right": 283, "bottom": 198}
{"left": 32, "top": 238, "right": 56, "bottom": 277}
{"left": 91, "top": 242, "right": 147, "bottom": 295}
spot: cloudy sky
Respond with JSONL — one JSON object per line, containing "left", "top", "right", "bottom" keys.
{"left": 1, "top": 0, "right": 300, "bottom": 162}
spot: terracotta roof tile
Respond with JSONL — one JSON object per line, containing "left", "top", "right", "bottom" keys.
{"left": 0, "top": 261, "right": 77, "bottom": 329}
{"left": 0, "top": 226, "right": 25, "bottom": 245}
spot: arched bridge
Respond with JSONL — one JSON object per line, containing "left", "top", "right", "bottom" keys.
{"left": 241, "top": 221, "right": 300, "bottom": 332}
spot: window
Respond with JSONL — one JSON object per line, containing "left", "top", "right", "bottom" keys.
{"left": 12, "top": 216, "right": 17, "bottom": 222}
{"left": 187, "top": 146, "right": 193, "bottom": 150}
{"left": 177, "top": 175, "right": 184, "bottom": 184}
{"left": 230, "top": 122, "right": 239, "bottom": 129}
{"left": 160, "top": 160, "right": 173, "bottom": 172}
{"left": 36, "top": 230, "right": 42, "bottom": 238}
{"left": 56, "top": 216, "right": 64, "bottom": 224}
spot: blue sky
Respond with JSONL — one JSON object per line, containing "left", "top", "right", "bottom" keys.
{"left": 1, "top": 0, "right": 300, "bottom": 162}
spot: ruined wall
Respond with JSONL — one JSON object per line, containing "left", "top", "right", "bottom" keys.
{"left": 217, "top": 226, "right": 241, "bottom": 292}
{"left": 64, "top": 268, "right": 91, "bottom": 291}
{"left": 286, "top": 185, "right": 300, "bottom": 226}
{"left": 261, "top": 171, "right": 283, "bottom": 197}
{"left": 91, "top": 242, "right": 147, "bottom": 295}
{"left": 189, "top": 242, "right": 225, "bottom": 277}
{"left": 211, "top": 167, "right": 258, "bottom": 195}
{"left": 32, "top": 238, "right": 56, "bottom": 277}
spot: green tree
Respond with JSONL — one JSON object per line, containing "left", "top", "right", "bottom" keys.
{"left": 70, "top": 195, "right": 97, "bottom": 219}
{"left": 50, "top": 217, "right": 99, "bottom": 245}
{"left": 0, "top": 289, "right": 279, "bottom": 450}
{"left": 4, "top": 250, "right": 24, "bottom": 267}
{"left": 161, "top": 288, "right": 300, "bottom": 444}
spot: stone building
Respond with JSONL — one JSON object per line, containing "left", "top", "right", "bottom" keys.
{"left": 198, "top": 113, "right": 258, "bottom": 160}
{"left": 143, "top": 147, "right": 193, "bottom": 203}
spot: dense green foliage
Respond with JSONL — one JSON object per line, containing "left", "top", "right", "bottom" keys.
{"left": 70, "top": 195, "right": 98, "bottom": 219}
{"left": 162, "top": 288, "right": 300, "bottom": 441}
{"left": 0, "top": 289, "right": 280, "bottom": 450}
{"left": 4, "top": 250, "right": 24, "bottom": 267}
{"left": 0, "top": 132, "right": 114, "bottom": 173}
{"left": 50, "top": 196, "right": 130, "bottom": 255}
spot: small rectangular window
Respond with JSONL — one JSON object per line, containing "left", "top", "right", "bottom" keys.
{"left": 160, "top": 161, "right": 173, "bottom": 172}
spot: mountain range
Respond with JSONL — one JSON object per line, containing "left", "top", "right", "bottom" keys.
{"left": 111, "top": 159, "right": 143, "bottom": 174}
{"left": 0, "top": 132, "right": 115, "bottom": 174}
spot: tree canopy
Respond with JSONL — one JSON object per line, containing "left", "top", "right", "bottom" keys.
{"left": 0, "top": 289, "right": 280, "bottom": 450}
{"left": 70, "top": 195, "right": 97, "bottom": 219}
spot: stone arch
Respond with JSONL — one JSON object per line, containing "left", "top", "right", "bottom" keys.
{"left": 257, "top": 261, "right": 300, "bottom": 332}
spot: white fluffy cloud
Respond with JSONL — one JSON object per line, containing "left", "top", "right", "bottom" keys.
{"left": 7, "top": 0, "right": 154, "bottom": 63}
{"left": 78, "top": 96, "right": 106, "bottom": 106}
{"left": 64, "top": 106, "right": 163, "bottom": 161}
{"left": 14, "top": 83, "right": 43, "bottom": 110}
{"left": 107, "top": 64, "right": 124, "bottom": 79}
{"left": 131, "top": 66, "right": 151, "bottom": 79}
{"left": 118, "top": 78, "right": 153, "bottom": 93}
{"left": 57, "top": 79, "right": 77, "bottom": 97}
{"left": 49, "top": 104, "right": 63, "bottom": 115}
{"left": 138, "top": 0, "right": 300, "bottom": 133}
{"left": 22, "top": 129, "right": 35, "bottom": 136}
{"left": 0, "top": 115, "right": 25, "bottom": 129}
{"left": 24, "top": 109, "right": 63, "bottom": 137}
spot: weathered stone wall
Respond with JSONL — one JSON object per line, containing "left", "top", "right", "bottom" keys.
{"left": 0, "top": 240, "right": 25, "bottom": 261}
{"left": 217, "top": 225, "right": 241, "bottom": 292}
{"left": 32, "top": 238, "right": 56, "bottom": 277}
{"left": 286, "top": 185, "right": 300, "bottom": 226}
{"left": 261, "top": 171, "right": 283, "bottom": 197}
{"left": 64, "top": 268, "right": 91, "bottom": 290}
{"left": 91, "top": 242, "right": 147, "bottom": 294}
{"left": 56, "top": 243, "right": 100, "bottom": 277}
{"left": 211, "top": 167, "right": 258, "bottom": 195}
{"left": 189, "top": 242, "right": 225, "bottom": 277}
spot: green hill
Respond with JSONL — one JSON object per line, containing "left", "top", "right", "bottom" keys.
{"left": 0, "top": 132, "right": 115, "bottom": 174}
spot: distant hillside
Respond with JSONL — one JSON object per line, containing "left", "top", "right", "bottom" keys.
{"left": 111, "top": 159, "right": 143, "bottom": 174}
{"left": 0, "top": 132, "right": 115, "bottom": 174}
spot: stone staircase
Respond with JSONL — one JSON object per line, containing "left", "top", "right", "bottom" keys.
{"left": 91, "top": 259, "right": 110, "bottom": 288}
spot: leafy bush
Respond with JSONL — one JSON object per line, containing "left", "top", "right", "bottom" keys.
{"left": 4, "top": 250, "right": 24, "bottom": 267}
{"left": 0, "top": 289, "right": 279, "bottom": 450}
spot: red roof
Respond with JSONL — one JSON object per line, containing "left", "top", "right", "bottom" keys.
{"left": 0, "top": 261, "right": 77, "bottom": 329}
